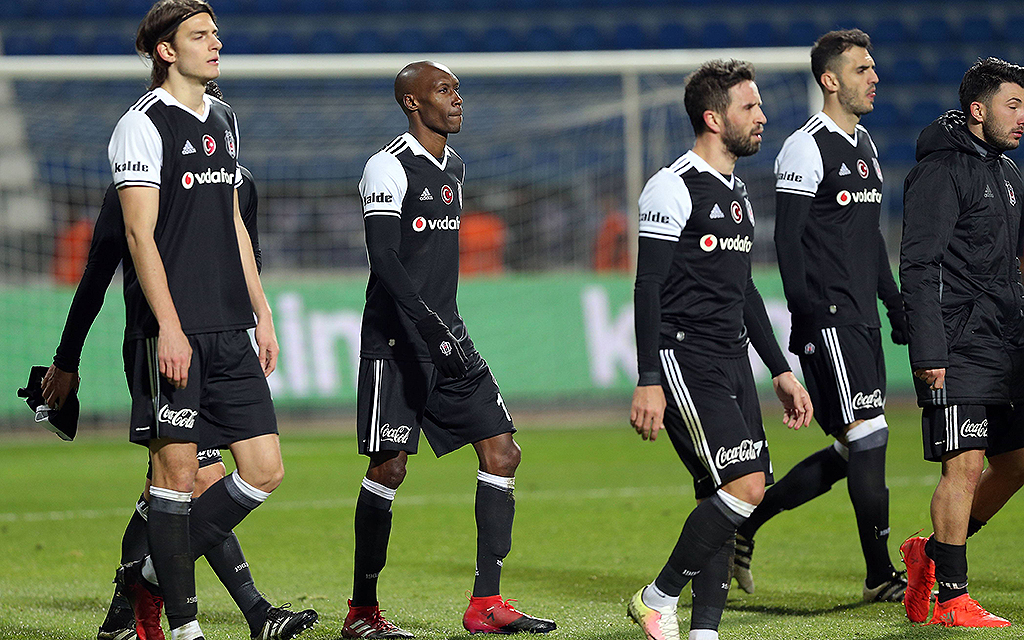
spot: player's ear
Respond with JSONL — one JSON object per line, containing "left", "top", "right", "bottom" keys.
{"left": 703, "top": 109, "right": 722, "bottom": 135}
{"left": 820, "top": 70, "right": 839, "bottom": 94}
{"left": 156, "top": 40, "right": 176, "bottom": 65}
{"left": 969, "top": 100, "right": 985, "bottom": 125}
{"left": 403, "top": 93, "right": 418, "bottom": 113}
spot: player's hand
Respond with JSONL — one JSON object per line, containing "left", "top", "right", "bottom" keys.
{"left": 772, "top": 371, "right": 813, "bottom": 429}
{"left": 415, "top": 312, "right": 469, "bottom": 379}
{"left": 158, "top": 326, "right": 192, "bottom": 389}
{"left": 914, "top": 367, "right": 945, "bottom": 390}
{"left": 887, "top": 307, "right": 910, "bottom": 345}
{"left": 41, "top": 364, "right": 79, "bottom": 410}
{"left": 254, "top": 318, "right": 279, "bottom": 377}
{"left": 630, "top": 385, "right": 666, "bottom": 441}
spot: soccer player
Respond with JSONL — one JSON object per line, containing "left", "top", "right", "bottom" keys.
{"left": 627, "top": 59, "right": 813, "bottom": 640}
{"left": 730, "top": 29, "right": 908, "bottom": 603}
{"left": 899, "top": 57, "right": 1024, "bottom": 628}
{"left": 105, "top": 3, "right": 288, "bottom": 639}
{"left": 341, "top": 61, "right": 556, "bottom": 638}
{"left": 42, "top": 93, "right": 316, "bottom": 638}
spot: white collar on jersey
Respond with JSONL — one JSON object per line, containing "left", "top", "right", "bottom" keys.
{"left": 400, "top": 131, "right": 451, "bottom": 171}
{"left": 682, "top": 149, "right": 735, "bottom": 189}
{"left": 153, "top": 87, "right": 212, "bottom": 122}
{"left": 814, "top": 111, "right": 861, "bottom": 147}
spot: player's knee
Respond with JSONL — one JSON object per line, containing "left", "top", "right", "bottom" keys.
{"left": 368, "top": 454, "right": 407, "bottom": 489}
{"left": 193, "top": 462, "right": 226, "bottom": 497}
{"left": 484, "top": 439, "right": 521, "bottom": 477}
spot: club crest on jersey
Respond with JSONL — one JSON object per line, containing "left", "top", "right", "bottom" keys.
{"left": 745, "top": 198, "right": 754, "bottom": 225}
{"left": 872, "top": 157, "right": 883, "bottom": 181}
{"left": 224, "top": 129, "right": 236, "bottom": 158}
{"left": 203, "top": 134, "right": 216, "bottom": 156}
{"left": 441, "top": 184, "right": 454, "bottom": 205}
{"left": 857, "top": 159, "right": 869, "bottom": 179}
{"left": 803, "top": 342, "right": 815, "bottom": 355}
{"left": 1006, "top": 180, "right": 1016, "bottom": 206}
{"left": 730, "top": 201, "right": 743, "bottom": 224}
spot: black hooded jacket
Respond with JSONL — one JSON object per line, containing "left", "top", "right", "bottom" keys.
{"left": 900, "top": 110, "right": 1024, "bottom": 406}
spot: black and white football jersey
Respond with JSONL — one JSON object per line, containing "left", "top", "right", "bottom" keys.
{"left": 358, "top": 132, "right": 473, "bottom": 362}
{"left": 108, "top": 87, "right": 250, "bottom": 340}
{"left": 639, "top": 150, "right": 757, "bottom": 354}
{"left": 775, "top": 111, "right": 886, "bottom": 327}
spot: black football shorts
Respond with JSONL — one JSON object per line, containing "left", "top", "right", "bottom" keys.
{"left": 356, "top": 350, "right": 515, "bottom": 457}
{"left": 921, "top": 403, "right": 1024, "bottom": 462}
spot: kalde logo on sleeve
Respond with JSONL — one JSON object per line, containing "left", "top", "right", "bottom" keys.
{"left": 960, "top": 418, "right": 988, "bottom": 439}
{"left": 715, "top": 439, "right": 763, "bottom": 470}
{"left": 380, "top": 423, "right": 412, "bottom": 444}
{"left": 113, "top": 160, "right": 150, "bottom": 173}
{"left": 181, "top": 167, "right": 234, "bottom": 190}
{"left": 158, "top": 404, "right": 198, "bottom": 429}
{"left": 851, "top": 389, "right": 884, "bottom": 410}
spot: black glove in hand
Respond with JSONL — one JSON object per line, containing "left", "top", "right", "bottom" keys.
{"left": 415, "top": 312, "right": 469, "bottom": 379}
{"left": 887, "top": 307, "right": 909, "bottom": 345}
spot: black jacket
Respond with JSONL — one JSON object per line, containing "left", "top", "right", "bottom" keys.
{"left": 900, "top": 110, "right": 1024, "bottom": 406}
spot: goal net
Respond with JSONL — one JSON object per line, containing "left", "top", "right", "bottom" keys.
{"left": 0, "top": 48, "right": 814, "bottom": 426}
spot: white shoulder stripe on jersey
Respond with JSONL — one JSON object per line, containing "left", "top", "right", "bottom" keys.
{"left": 776, "top": 186, "right": 816, "bottom": 197}
{"left": 364, "top": 211, "right": 401, "bottom": 218}
{"left": 115, "top": 179, "right": 161, "bottom": 189}
{"left": 821, "top": 327, "right": 855, "bottom": 424}
{"left": 639, "top": 231, "right": 680, "bottom": 242}
{"left": 660, "top": 349, "right": 720, "bottom": 487}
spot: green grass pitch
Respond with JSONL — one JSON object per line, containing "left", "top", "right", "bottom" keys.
{"left": 1, "top": 403, "right": 1022, "bottom": 639}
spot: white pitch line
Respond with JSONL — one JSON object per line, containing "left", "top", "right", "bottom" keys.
{"left": 0, "top": 475, "right": 936, "bottom": 523}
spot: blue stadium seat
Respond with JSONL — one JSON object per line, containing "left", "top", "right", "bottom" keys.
{"left": 2, "top": 34, "right": 45, "bottom": 56}
{"left": 47, "top": 34, "right": 85, "bottom": 56}
{"left": 870, "top": 18, "right": 908, "bottom": 45}
{"left": 480, "top": 27, "right": 519, "bottom": 53}
{"left": 569, "top": 24, "right": 606, "bottom": 51}
{"left": 698, "top": 22, "right": 733, "bottom": 49}
{"left": 739, "top": 20, "right": 777, "bottom": 48}
{"left": 223, "top": 33, "right": 258, "bottom": 55}
{"left": 91, "top": 35, "right": 132, "bottom": 55}
{"left": 916, "top": 17, "right": 954, "bottom": 45}
{"left": 392, "top": 28, "right": 429, "bottom": 53}
{"left": 865, "top": 101, "right": 898, "bottom": 130}
{"left": 525, "top": 26, "right": 563, "bottom": 52}
{"left": 960, "top": 16, "right": 997, "bottom": 43}
{"left": 657, "top": 23, "right": 689, "bottom": 49}
{"left": 933, "top": 56, "right": 970, "bottom": 85}
{"left": 783, "top": 20, "right": 819, "bottom": 47}
{"left": 351, "top": 29, "right": 386, "bottom": 53}
{"left": 883, "top": 141, "right": 918, "bottom": 166}
{"left": 1004, "top": 15, "right": 1024, "bottom": 43}
{"left": 434, "top": 28, "right": 475, "bottom": 53}
{"left": 306, "top": 30, "right": 344, "bottom": 54}
{"left": 264, "top": 32, "right": 299, "bottom": 54}
{"left": 884, "top": 58, "right": 930, "bottom": 86}
{"left": 904, "top": 100, "right": 944, "bottom": 129}
{"left": 613, "top": 24, "right": 647, "bottom": 50}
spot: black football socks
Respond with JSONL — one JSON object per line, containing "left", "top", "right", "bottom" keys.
{"left": 188, "top": 471, "right": 270, "bottom": 559}
{"left": 846, "top": 429, "right": 895, "bottom": 587}
{"left": 690, "top": 533, "right": 734, "bottom": 634}
{"left": 352, "top": 478, "right": 396, "bottom": 607}
{"left": 148, "top": 486, "right": 197, "bottom": 630}
{"left": 928, "top": 538, "right": 969, "bottom": 603}
{"left": 473, "top": 471, "right": 516, "bottom": 597}
{"left": 204, "top": 532, "right": 271, "bottom": 635}
{"left": 737, "top": 444, "right": 847, "bottom": 540}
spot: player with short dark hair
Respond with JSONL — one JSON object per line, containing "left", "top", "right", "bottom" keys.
{"left": 730, "top": 28, "right": 908, "bottom": 604}
{"left": 341, "top": 60, "right": 556, "bottom": 639}
{"left": 899, "top": 57, "right": 1024, "bottom": 628}
{"left": 627, "top": 59, "right": 813, "bottom": 640}
{"left": 105, "top": 3, "right": 289, "bottom": 639}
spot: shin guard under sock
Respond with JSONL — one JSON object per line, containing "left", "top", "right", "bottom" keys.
{"left": 148, "top": 487, "right": 197, "bottom": 630}
{"left": 737, "top": 444, "right": 847, "bottom": 539}
{"left": 352, "top": 478, "right": 395, "bottom": 607}
{"left": 690, "top": 533, "right": 734, "bottom": 632}
{"left": 473, "top": 471, "right": 515, "bottom": 597}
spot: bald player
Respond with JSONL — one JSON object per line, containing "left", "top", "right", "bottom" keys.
{"left": 340, "top": 61, "right": 557, "bottom": 639}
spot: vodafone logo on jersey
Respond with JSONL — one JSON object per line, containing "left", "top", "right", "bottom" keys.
{"left": 857, "top": 158, "right": 869, "bottom": 179}
{"left": 181, "top": 167, "right": 234, "bottom": 190}
{"left": 441, "top": 184, "right": 454, "bottom": 205}
{"left": 203, "top": 134, "right": 216, "bottom": 156}
{"left": 836, "top": 188, "right": 882, "bottom": 206}
{"left": 699, "top": 233, "right": 752, "bottom": 253}
{"left": 412, "top": 215, "right": 461, "bottom": 232}
{"left": 730, "top": 200, "right": 743, "bottom": 223}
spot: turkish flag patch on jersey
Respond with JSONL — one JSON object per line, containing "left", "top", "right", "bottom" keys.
{"left": 203, "top": 134, "right": 216, "bottom": 156}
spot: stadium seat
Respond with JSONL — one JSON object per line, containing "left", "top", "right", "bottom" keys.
{"left": 739, "top": 20, "right": 777, "bottom": 48}
{"left": 306, "top": 30, "right": 344, "bottom": 54}
{"left": 435, "top": 28, "right": 475, "bottom": 53}
{"left": 904, "top": 99, "right": 944, "bottom": 129}
{"left": 47, "top": 34, "right": 85, "bottom": 56}
{"left": 884, "top": 58, "right": 930, "bottom": 86}
{"left": 525, "top": 26, "right": 563, "bottom": 52}
{"left": 698, "top": 22, "right": 733, "bottom": 49}
{"left": 569, "top": 24, "right": 606, "bottom": 51}
{"left": 883, "top": 141, "right": 918, "bottom": 166}
{"left": 960, "top": 16, "right": 997, "bottom": 43}
{"left": 352, "top": 29, "right": 386, "bottom": 53}
{"left": 870, "top": 18, "right": 908, "bottom": 45}
{"left": 613, "top": 24, "right": 647, "bottom": 50}
{"left": 2, "top": 34, "right": 45, "bottom": 56}
{"left": 392, "top": 28, "right": 429, "bottom": 53}
{"left": 782, "top": 20, "right": 819, "bottom": 47}
{"left": 657, "top": 23, "right": 689, "bottom": 49}
{"left": 933, "top": 56, "right": 970, "bottom": 85}
{"left": 264, "top": 32, "right": 299, "bottom": 54}
{"left": 480, "top": 27, "right": 519, "bottom": 53}
{"left": 90, "top": 34, "right": 132, "bottom": 55}
{"left": 916, "top": 17, "right": 954, "bottom": 45}
{"left": 223, "top": 33, "right": 258, "bottom": 55}
{"left": 865, "top": 101, "right": 898, "bottom": 129}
